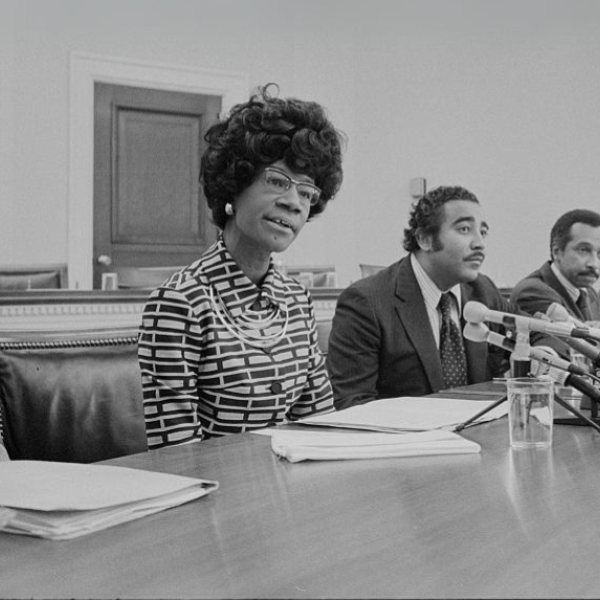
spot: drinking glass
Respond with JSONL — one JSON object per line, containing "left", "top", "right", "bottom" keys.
{"left": 507, "top": 377, "right": 553, "bottom": 449}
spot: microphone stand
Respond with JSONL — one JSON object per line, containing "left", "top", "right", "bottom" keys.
{"left": 456, "top": 324, "right": 600, "bottom": 433}
{"left": 538, "top": 306, "right": 600, "bottom": 425}
{"left": 456, "top": 328, "right": 530, "bottom": 432}
{"left": 553, "top": 393, "right": 600, "bottom": 433}
{"left": 552, "top": 375, "right": 600, "bottom": 430}
{"left": 508, "top": 325, "right": 600, "bottom": 433}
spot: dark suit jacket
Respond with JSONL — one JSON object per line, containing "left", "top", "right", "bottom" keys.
{"left": 510, "top": 261, "right": 600, "bottom": 322}
{"left": 327, "top": 256, "right": 514, "bottom": 410}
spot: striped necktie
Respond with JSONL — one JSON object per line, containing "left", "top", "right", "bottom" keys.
{"left": 438, "top": 293, "right": 469, "bottom": 389}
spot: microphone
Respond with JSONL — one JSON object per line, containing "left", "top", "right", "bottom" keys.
{"left": 546, "top": 302, "right": 584, "bottom": 327}
{"left": 463, "top": 323, "right": 600, "bottom": 412}
{"left": 463, "top": 322, "right": 532, "bottom": 375}
{"left": 463, "top": 323, "right": 590, "bottom": 377}
{"left": 463, "top": 322, "right": 514, "bottom": 351}
{"left": 543, "top": 303, "right": 600, "bottom": 370}
{"left": 463, "top": 301, "right": 600, "bottom": 343}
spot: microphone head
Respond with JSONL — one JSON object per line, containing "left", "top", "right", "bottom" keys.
{"left": 463, "top": 322, "right": 489, "bottom": 342}
{"left": 533, "top": 311, "right": 551, "bottom": 322}
{"left": 547, "top": 302, "right": 574, "bottom": 324}
{"left": 463, "top": 301, "right": 488, "bottom": 324}
{"left": 547, "top": 367, "right": 569, "bottom": 386}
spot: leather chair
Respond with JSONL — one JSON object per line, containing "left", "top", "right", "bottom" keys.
{"left": 286, "top": 265, "right": 337, "bottom": 288}
{"left": 113, "top": 266, "right": 183, "bottom": 290}
{"left": 359, "top": 264, "right": 386, "bottom": 278}
{"left": 315, "top": 319, "right": 333, "bottom": 355}
{"left": 0, "top": 264, "right": 67, "bottom": 290}
{"left": 0, "top": 330, "right": 148, "bottom": 463}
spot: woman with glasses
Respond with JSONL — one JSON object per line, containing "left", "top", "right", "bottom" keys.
{"left": 138, "top": 84, "right": 344, "bottom": 448}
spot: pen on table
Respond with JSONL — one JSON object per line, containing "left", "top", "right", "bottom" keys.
{"left": 442, "top": 390, "right": 505, "bottom": 398}
{"left": 454, "top": 395, "right": 507, "bottom": 432}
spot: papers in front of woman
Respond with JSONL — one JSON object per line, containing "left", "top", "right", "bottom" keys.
{"left": 269, "top": 396, "right": 508, "bottom": 463}
{"left": 272, "top": 429, "right": 481, "bottom": 463}
{"left": 298, "top": 396, "right": 508, "bottom": 433}
{"left": 0, "top": 461, "right": 218, "bottom": 541}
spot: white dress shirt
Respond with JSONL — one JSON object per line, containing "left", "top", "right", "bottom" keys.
{"left": 410, "top": 254, "right": 462, "bottom": 349}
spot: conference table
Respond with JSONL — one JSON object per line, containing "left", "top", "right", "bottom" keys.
{"left": 3, "top": 382, "right": 600, "bottom": 599}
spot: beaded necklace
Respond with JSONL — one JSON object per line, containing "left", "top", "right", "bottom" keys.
{"left": 209, "top": 285, "right": 289, "bottom": 350}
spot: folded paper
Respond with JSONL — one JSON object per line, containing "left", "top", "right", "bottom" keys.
{"left": 272, "top": 429, "right": 481, "bottom": 462}
{"left": 0, "top": 461, "right": 218, "bottom": 540}
{"left": 298, "top": 396, "right": 508, "bottom": 433}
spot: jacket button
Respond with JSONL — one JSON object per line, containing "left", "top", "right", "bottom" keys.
{"left": 270, "top": 382, "right": 283, "bottom": 394}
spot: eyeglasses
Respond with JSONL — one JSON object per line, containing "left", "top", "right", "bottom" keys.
{"left": 263, "top": 167, "right": 321, "bottom": 206}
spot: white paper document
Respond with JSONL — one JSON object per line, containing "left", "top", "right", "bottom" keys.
{"left": 0, "top": 461, "right": 218, "bottom": 540}
{"left": 298, "top": 396, "right": 508, "bottom": 433}
{"left": 272, "top": 429, "right": 481, "bottom": 462}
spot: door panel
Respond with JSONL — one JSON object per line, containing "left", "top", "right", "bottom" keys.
{"left": 93, "top": 83, "right": 221, "bottom": 289}
{"left": 114, "top": 109, "right": 201, "bottom": 245}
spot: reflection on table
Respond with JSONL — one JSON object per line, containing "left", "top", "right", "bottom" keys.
{"left": 2, "top": 383, "right": 600, "bottom": 599}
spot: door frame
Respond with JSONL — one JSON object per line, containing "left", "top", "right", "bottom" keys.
{"left": 68, "top": 51, "right": 249, "bottom": 290}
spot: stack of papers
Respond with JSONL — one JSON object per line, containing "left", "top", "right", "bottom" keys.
{"left": 272, "top": 429, "right": 481, "bottom": 463}
{"left": 298, "top": 396, "right": 508, "bottom": 433}
{"left": 0, "top": 461, "right": 218, "bottom": 540}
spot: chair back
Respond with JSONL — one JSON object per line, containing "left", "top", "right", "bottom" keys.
{"left": 0, "top": 330, "right": 147, "bottom": 462}
{"left": 315, "top": 319, "right": 333, "bottom": 355}
{"left": 286, "top": 265, "right": 337, "bottom": 288}
{"left": 0, "top": 264, "right": 68, "bottom": 290}
{"left": 114, "top": 266, "right": 183, "bottom": 290}
{"left": 359, "top": 264, "right": 387, "bottom": 278}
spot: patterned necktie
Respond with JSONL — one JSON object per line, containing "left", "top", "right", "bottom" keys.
{"left": 577, "top": 289, "right": 592, "bottom": 322}
{"left": 438, "top": 293, "right": 469, "bottom": 389}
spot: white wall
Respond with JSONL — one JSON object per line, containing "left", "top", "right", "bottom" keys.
{"left": 2, "top": 0, "right": 600, "bottom": 289}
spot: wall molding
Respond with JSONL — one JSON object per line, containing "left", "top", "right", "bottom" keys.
{"left": 0, "top": 289, "right": 341, "bottom": 333}
{"left": 0, "top": 291, "right": 147, "bottom": 332}
{"left": 68, "top": 52, "right": 249, "bottom": 290}
{"left": 0, "top": 301, "right": 143, "bottom": 333}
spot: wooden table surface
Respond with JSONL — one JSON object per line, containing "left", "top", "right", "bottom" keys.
{"left": 2, "top": 382, "right": 600, "bottom": 599}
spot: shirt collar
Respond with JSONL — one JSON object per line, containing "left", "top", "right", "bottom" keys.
{"left": 551, "top": 261, "right": 581, "bottom": 303}
{"left": 411, "top": 253, "right": 462, "bottom": 312}
{"left": 260, "top": 264, "right": 288, "bottom": 310}
{"left": 201, "top": 237, "right": 287, "bottom": 313}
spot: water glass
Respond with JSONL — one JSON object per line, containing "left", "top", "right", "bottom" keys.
{"left": 507, "top": 377, "right": 554, "bottom": 449}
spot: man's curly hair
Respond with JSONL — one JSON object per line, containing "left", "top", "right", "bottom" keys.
{"left": 402, "top": 185, "right": 479, "bottom": 253}
{"left": 200, "top": 84, "right": 345, "bottom": 229}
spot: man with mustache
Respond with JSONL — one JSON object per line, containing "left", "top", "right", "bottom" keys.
{"left": 511, "top": 209, "right": 600, "bottom": 326}
{"left": 327, "top": 185, "right": 536, "bottom": 410}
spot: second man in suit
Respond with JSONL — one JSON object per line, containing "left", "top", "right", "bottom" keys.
{"left": 510, "top": 209, "right": 600, "bottom": 325}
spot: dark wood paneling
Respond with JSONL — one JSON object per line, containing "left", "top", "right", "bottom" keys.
{"left": 93, "top": 84, "right": 221, "bottom": 287}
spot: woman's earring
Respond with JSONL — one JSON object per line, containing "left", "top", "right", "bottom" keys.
{"left": 225, "top": 203, "right": 234, "bottom": 216}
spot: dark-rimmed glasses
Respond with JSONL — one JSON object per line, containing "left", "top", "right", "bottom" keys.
{"left": 263, "top": 167, "right": 321, "bottom": 206}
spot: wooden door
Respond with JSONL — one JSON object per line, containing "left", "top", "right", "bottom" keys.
{"left": 93, "top": 83, "right": 221, "bottom": 289}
